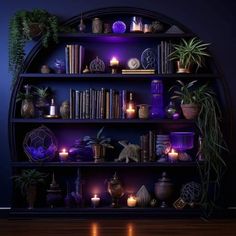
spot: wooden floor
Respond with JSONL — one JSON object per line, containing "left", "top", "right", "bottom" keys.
{"left": 0, "top": 219, "right": 236, "bottom": 236}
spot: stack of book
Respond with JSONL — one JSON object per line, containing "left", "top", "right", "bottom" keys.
{"left": 69, "top": 88, "right": 128, "bottom": 119}
{"left": 65, "top": 44, "right": 84, "bottom": 74}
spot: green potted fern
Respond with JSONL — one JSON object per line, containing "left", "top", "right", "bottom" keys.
{"left": 12, "top": 169, "right": 47, "bottom": 209}
{"left": 9, "top": 9, "right": 59, "bottom": 82}
{"left": 168, "top": 37, "right": 211, "bottom": 73}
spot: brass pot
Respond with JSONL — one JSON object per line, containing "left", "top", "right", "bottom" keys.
{"left": 92, "top": 144, "right": 105, "bottom": 162}
{"left": 106, "top": 173, "right": 124, "bottom": 208}
{"left": 176, "top": 61, "right": 191, "bottom": 73}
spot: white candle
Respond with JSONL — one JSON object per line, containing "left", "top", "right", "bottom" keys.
{"left": 59, "top": 148, "right": 68, "bottom": 161}
{"left": 91, "top": 194, "right": 100, "bottom": 207}
{"left": 126, "top": 104, "right": 136, "bottom": 119}
{"left": 168, "top": 149, "right": 178, "bottom": 162}
{"left": 127, "top": 195, "right": 137, "bottom": 207}
{"left": 110, "top": 57, "right": 119, "bottom": 67}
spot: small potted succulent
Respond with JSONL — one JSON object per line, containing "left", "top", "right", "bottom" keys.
{"left": 33, "top": 86, "right": 50, "bottom": 117}
{"left": 12, "top": 169, "right": 47, "bottom": 209}
{"left": 168, "top": 37, "right": 211, "bottom": 73}
{"left": 83, "top": 127, "right": 114, "bottom": 162}
{"left": 9, "top": 9, "right": 59, "bottom": 82}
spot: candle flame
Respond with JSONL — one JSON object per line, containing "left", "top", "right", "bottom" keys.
{"left": 62, "top": 148, "right": 66, "bottom": 153}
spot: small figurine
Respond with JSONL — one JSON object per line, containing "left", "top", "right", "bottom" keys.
{"left": 115, "top": 140, "right": 140, "bottom": 163}
{"left": 82, "top": 65, "right": 90, "bottom": 74}
{"left": 78, "top": 14, "right": 86, "bottom": 32}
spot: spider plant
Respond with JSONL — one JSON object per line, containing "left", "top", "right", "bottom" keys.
{"left": 168, "top": 37, "right": 211, "bottom": 72}
{"left": 170, "top": 80, "right": 227, "bottom": 215}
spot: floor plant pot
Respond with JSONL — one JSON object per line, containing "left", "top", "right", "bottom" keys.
{"left": 181, "top": 104, "right": 199, "bottom": 119}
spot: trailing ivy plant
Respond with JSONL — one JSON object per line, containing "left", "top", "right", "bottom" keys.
{"left": 9, "top": 9, "right": 59, "bottom": 83}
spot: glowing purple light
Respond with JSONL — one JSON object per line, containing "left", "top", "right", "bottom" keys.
{"left": 112, "top": 21, "right": 126, "bottom": 33}
{"left": 170, "top": 132, "right": 195, "bottom": 150}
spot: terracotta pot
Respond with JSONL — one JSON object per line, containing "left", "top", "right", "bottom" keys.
{"left": 181, "top": 104, "right": 199, "bottom": 119}
{"left": 176, "top": 61, "right": 191, "bottom": 73}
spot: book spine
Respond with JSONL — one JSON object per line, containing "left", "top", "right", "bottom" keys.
{"left": 79, "top": 45, "right": 84, "bottom": 74}
{"left": 82, "top": 90, "right": 86, "bottom": 119}
{"left": 75, "top": 90, "right": 80, "bottom": 119}
{"left": 121, "top": 90, "right": 127, "bottom": 119}
{"left": 69, "top": 89, "right": 75, "bottom": 119}
{"left": 106, "top": 91, "right": 110, "bottom": 119}
{"left": 101, "top": 88, "right": 105, "bottom": 119}
{"left": 65, "top": 45, "right": 69, "bottom": 74}
{"left": 85, "top": 89, "right": 90, "bottom": 119}
{"left": 149, "top": 130, "right": 156, "bottom": 161}
{"left": 75, "top": 44, "right": 78, "bottom": 74}
{"left": 79, "top": 91, "right": 83, "bottom": 119}
{"left": 109, "top": 89, "right": 114, "bottom": 119}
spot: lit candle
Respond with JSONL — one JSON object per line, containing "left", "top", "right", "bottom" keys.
{"left": 127, "top": 195, "right": 137, "bottom": 207}
{"left": 168, "top": 149, "right": 178, "bottom": 162}
{"left": 126, "top": 104, "right": 136, "bottom": 119}
{"left": 59, "top": 148, "right": 69, "bottom": 162}
{"left": 110, "top": 57, "right": 119, "bottom": 67}
{"left": 91, "top": 194, "right": 100, "bottom": 208}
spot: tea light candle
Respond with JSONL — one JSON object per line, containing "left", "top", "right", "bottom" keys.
{"left": 127, "top": 195, "right": 137, "bottom": 207}
{"left": 168, "top": 149, "right": 178, "bottom": 162}
{"left": 59, "top": 148, "right": 69, "bottom": 161}
{"left": 110, "top": 57, "right": 119, "bottom": 67}
{"left": 91, "top": 194, "right": 100, "bottom": 208}
{"left": 126, "top": 104, "right": 136, "bottom": 119}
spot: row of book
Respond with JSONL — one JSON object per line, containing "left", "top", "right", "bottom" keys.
{"left": 65, "top": 44, "right": 84, "bottom": 74}
{"left": 69, "top": 88, "right": 129, "bottom": 119}
{"left": 140, "top": 131, "right": 157, "bottom": 162}
{"left": 157, "top": 41, "right": 174, "bottom": 74}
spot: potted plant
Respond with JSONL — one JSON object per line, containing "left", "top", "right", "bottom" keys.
{"left": 168, "top": 37, "right": 211, "bottom": 73}
{"left": 12, "top": 169, "right": 47, "bottom": 209}
{"left": 169, "top": 80, "right": 200, "bottom": 119}
{"left": 83, "top": 127, "right": 114, "bottom": 162}
{"left": 170, "top": 80, "right": 227, "bottom": 214}
{"left": 9, "top": 9, "right": 59, "bottom": 82}
{"left": 33, "top": 86, "right": 50, "bottom": 117}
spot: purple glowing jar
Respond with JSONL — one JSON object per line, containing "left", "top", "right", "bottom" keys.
{"left": 151, "top": 80, "right": 164, "bottom": 118}
{"left": 112, "top": 21, "right": 126, "bottom": 33}
{"left": 170, "top": 132, "right": 195, "bottom": 151}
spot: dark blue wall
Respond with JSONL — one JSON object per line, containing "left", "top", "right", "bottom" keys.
{"left": 0, "top": 0, "right": 235, "bottom": 207}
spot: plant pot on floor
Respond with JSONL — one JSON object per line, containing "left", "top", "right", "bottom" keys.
{"left": 181, "top": 104, "right": 199, "bottom": 119}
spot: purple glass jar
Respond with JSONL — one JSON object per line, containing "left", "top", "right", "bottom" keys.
{"left": 151, "top": 80, "right": 164, "bottom": 118}
{"left": 170, "top": 132, "right": 195, "bottom": 150}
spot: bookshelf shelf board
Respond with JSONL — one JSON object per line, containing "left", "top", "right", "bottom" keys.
{"left": 10, "top": 207, "right": 201, "bottom": 217}
{"left": 11, "top": 161, "right": 199, "bottom": 168}
{"left": 11, "top": 118, "right": 195, "bottom": 124}
{"left": 58, "top": 32, "right": 195, "bottom": 42}
{"left": 20, "top": 73, "right": 219, "bottom": 80}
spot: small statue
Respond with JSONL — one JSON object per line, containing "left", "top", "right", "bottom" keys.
{"left": 82, "top": 65, "right": 90, "bottom": 74}
{"left": 115, "top": 140, "right": 140, "bottom": 163}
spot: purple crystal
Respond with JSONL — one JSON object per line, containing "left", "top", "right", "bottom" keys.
{"left": 170, "top": 132, "right": 195, "bottom": 150}
{"left": 112, "top": 21, "right": 126, "bottom": 33}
